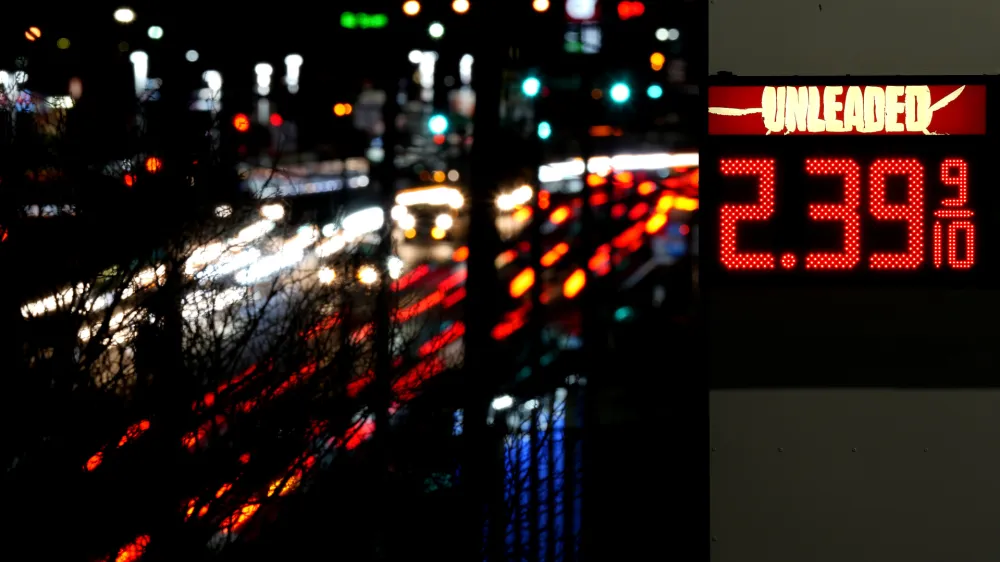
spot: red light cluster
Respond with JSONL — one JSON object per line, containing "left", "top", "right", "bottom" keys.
{"left": 617, "top": 1, "right": 644, "bottom": 19}
{"left": 718, "top": 156, "right": 977, "bottom": 272}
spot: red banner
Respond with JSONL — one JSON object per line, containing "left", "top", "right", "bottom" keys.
{"left": 709, "top": 84, "right": 987, "bottom": 136}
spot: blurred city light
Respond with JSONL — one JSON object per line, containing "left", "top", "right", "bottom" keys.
{"left": 260, "top": 204, "right": 286, "bottom": 221}
{"left": 269, "top": 113, "right": 283, "bottom": 127}
{"left": 459, "top": 54, "right": 474, "bottom": 84}
{"left": 25, "top": 27, "right": 41, "bottom": 41}
{"left": 334, "top": 103, "right": 353, "bottom": 116}
{"left": 358, "top": 265, "right": 378, "bottom": 285}
{"left": 428, "top": 114, "right": 449, "bottom": 134}
{"left": 610, "top": 82, "right": 631, "bottom": 103}
{"left": 452, "top": 0, "right": 470, "bottom": 14}
{"left": 341, "top": 12, "right": 389, "bottom": 29}
{"left": 533, "top": 0, "right": 551, "bottom": 12}
{"left": 429, "top": 22, "right": 445, "bottom": 39}
{"left": 57, "top": 37, "right": 70, "bottom": 49}
{"left": 185, "top": 50, "right": 199, "bottom": 62}
{"left": 254, "top": 63, "right": 273, "bottom": 96}
{"left": 285, "top": 54, "right": 303, "bottom": 94}
{"left": 129, "top": 51, "right": 149, "bottom": 98}
{"left": 537, "top": 121, "right": 552, "bottom": 140}
{"left": 408, "top": 50, "right": 423, "bottom": 64}
{"left": 617, "top": 1, "right": 645, "bottom": 19}
{"left": 114, "top": 8, "right": 136, "bottom": 23}
{"left": 655, "top": 27, "right": 668, "bottom": 41}
{"left": 521, "top": 77, "right": 541, "bottom": 97}
{"left": 145, "top": 157, "right": 162, "bottom": 173}
{"left": 667, "top": 28, "right": 680, "bottom": 40}
{"left": 147, "top": 26, "right": 163, "bottom": 39}
{"left": 403, "top": 1, "right": 421, "bottom": 16}
{"left": 646, "top": 83, "right": 663, "bottom": 99}
{"left": 650, "top": 52, "right": 665, "bottom": 71}
{"left": 232, "top": 114, "right": 250, "bottom": 131}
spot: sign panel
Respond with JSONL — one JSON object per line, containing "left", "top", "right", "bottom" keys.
{"left": 702, "top": 77, "right": 993, "bottom": 290}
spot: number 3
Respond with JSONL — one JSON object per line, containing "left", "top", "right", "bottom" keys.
{"left": 804, "top": 158, "right": 862, "bottom": 269}
{"left": 718, "top": 159, "right": 776, "bottom": 270}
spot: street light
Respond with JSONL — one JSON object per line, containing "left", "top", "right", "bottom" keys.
{"left": 114, "top": 7, "right": 135, "bottom": 23}
{"left": 521, "top": 77, "right": 541, "bottom": 97}
{"left": 403, "top": 1, "right": 421, "bottom": 16}
{"left": 610, "top": 82, "right": 631, "bottom": 103}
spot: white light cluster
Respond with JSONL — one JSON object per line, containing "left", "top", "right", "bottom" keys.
{"left": 254, "top": 63, "right": 273, "bottom": 96}
{"left": 495, "top": 185, "right": 533, "bottom": 211}
{"left": 284, "top": 54, "right": 303, "bottom": 94}
{"left": 539, "top": 152, "right": 700, "bottom": 183}
{"left": 395, "top": 186, "right": 464, "bottom": 209}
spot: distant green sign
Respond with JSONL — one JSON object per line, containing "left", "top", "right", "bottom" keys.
{"left": 341, "top": 12, "right": 388, "bottom": 29}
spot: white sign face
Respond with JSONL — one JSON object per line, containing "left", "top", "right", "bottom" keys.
{"left": 710, "top": 0, "right": 1000, "bottom": 76}
{"left": 565, "top": 0, "right": 597, "bottom": 21}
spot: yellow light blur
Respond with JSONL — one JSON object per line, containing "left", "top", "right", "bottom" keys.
{"left": 452, "top": 0, "right": 470, "bottom": 13}
{"left": 404, "top": 228, "right": 417, "bottom": 239}
{"left": 432, "top": 170, "right": 446, "bottom": 183}
{"left": 57, "top": 37, "right": 70, "bottom": 49}
{"left": 533, "top": 0, "right": 551, "bottom": 12}
{"left": 358, "top": 265, "right": 378, "bottom": 285}
{"left": 651, "top": 52, "right": 665, "bottom": 71}
{"left": 318, "top": 267, "right": 336, "bottom": 284}
{"left": 431, "top": 227, "right": 446, "bottom": 240}
{"left": 563, "top": 269, "right": 586, "bottom": 299}
{"left": 403, "top": 0, "right": 421, "bottom": 16}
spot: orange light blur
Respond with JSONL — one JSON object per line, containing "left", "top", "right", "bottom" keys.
{"left": 124, "top": 174, "right": 136, "bottom": 187}
{"left": 589, "top": 192, "right": 608, "bottom": 206}
{"left": 538, "top": 190, "right": 550, "bottom": 209}
{"left": 540, "top": 242, "right": 570, "bottom": 267}
{"left": 674, "top": 196, "right": 698, "bottom": 211}
{"left": 591, "top": 89, "right": 603, "bottom": 100}
{"left": 114, "top": 535, "right": 150, "bottom": 562}
{"left": 637, "top": 180, "right": 656, "bottom": 195}
{"left": 627, "top": 202, "right": 649, "bottom": 221}
{"left": 334, "top": 103, "right": 347, "bottom": 116}
{"left": 549, "top": 206, "right": 571, "bottom": 224}
{"left": 431, "top": 227, "right": 446, "bottom": 240}
{"left": 403, "top": 0, "right": 421, "bottom": 15}
{"left": 233, "top": 113, "right": 250, "bottom": 132}
{"left": 145, "top": 157, "right": 162, "bottom": 173}
{"left": 432, "top": 170, "right": 446, "bottom": 182}
{"left": 84, "top": 451, "right": 103, "bottom": 471}
{"left": 344, "top": 103, "right": 353, "bottom": 115}
{"left": 29, "top": 27, "right": 41, "bottom": 38}
{"left": 646, "top": 213, "right": 667, "bottom": 234}
{"left": 510, "top": 268, "right": 535, "bottom": 298}
{"left": 24, "top": 31, "right": 36, "bottom": 41}
{"left": 495, "top": 249, "right": 518, "bottom": 269}
{"left": 656, "top": 194, "right": 674, "bottom": 213}
{"left": 586, "top": 174, "right": 607, "bottom": 187}
{"left": 513, "top": 207, "right": 532, "bottom": 222}
{"left": 533, "top": 0, "right": 551, "bottom": 11}
{"left": 651, "top": 52, "right": 665, "bottom": 70}
{"left": 563, "top": 269, "right": 586, "bottom": 299}
{"left": 452, "top": 0, "right": 470, "bottom": 13}
{"left": 613, "top": 171, "right": 634, "bottom": 184}
{"left": 452, "top": 246, "right": 469, "bottom": 262}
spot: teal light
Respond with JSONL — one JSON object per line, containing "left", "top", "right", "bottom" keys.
{"left": 429, "top": 114, "right": 449, "bottom": 135}
{"left": 522, "top": 77, "right": 541, "bottom": 97}
{"left": 610, "top": 82, "right": 631, "bottom": 103}
{"left": 614, "top": 306, "right": 635, "bottom": 322}
{"left": 647, "top": 83, "right": 663, "bottom": 99}
{"left": 537, "top": 121, "right": 552, "bottom": 140}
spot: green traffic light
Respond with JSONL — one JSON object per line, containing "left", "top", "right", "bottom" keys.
{"left": 610, "top": 83, "right": 631, "bottom": 103}
{"left": 429, "top": 114, "right": 449, "bottom": 134}
{"left": 522, "top": 77, "right": 541, "bottom": 97}
{"left": 537, "top": 121, "right": 552, "bottom": 140}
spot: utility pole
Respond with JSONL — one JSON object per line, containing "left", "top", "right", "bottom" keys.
{"left": 464, "top": 1, "right": 508, "bottom": 559}
{"left": 372, "top": 41, "right": 405, "bottom": 562}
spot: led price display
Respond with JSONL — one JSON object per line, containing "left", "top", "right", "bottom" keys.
{"left": 703, "top": 78, "right": 992, "bottom": 286}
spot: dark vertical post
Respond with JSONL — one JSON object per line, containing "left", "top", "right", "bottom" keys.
{"left": 372, "top": 47, "right": 404, "bottom": 561}
{"left": 464, "top": 1, "right": 508, "bottom": 559}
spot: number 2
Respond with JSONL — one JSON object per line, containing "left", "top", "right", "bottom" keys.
{"left": 804, "top": 158, "right": 862, "bottom": 270}
{"left": 719, "top": 159, "right": 776, "bottom": 270}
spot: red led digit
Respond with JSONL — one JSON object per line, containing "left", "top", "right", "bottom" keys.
{"left": 947, "top": 220, "right": 975, "bottom": 269}
{"left": 804, "top": 158, "right": 862, "bottom": 270}
{"left": 719, "top": 158, "right": 776, "bottom": 270}
{"left": 868, "top": 158, "right": 925, "bottom": 270}
{"left": 940, "top": 158, "right": 969, "bottom": 207}
{"left": 933, "top": 221, "right": 943, "bottom": 268}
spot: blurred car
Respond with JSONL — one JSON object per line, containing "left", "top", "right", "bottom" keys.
{"left": 391, "top": 185, "right": 467, "bottom": 243}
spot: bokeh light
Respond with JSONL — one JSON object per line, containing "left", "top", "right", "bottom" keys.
{"left": 233, "top": 114, "right": 251, "bottom": 132}
{"left": 533, "top": 0, "right": 551, "bottom": 12}
{"left": 452, "top": 0, "right": 470, "bottom": 14}
{"left": 429, "top": 22, "right": 445, "bottom": 39}
{"left": 114, "top": 7, "right": 135, "bottom": 23}
{"left": 147, "top": 26, "right": 163, "bottom": 40}
{"left": 403, "top": 1, "right": 421, "bottom": 16}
